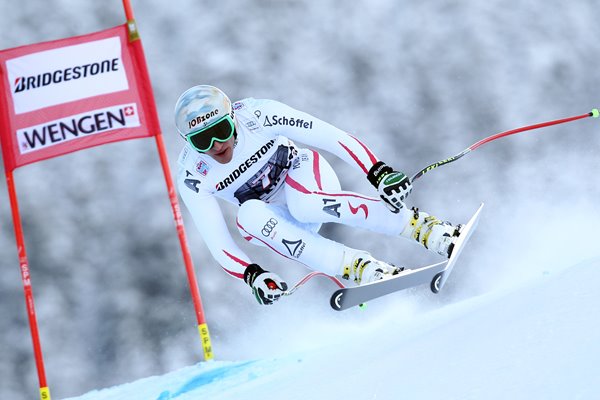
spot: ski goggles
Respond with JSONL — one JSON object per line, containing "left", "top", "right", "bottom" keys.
{"left": 186, "top": 114, "right": 235, "bottom": 153}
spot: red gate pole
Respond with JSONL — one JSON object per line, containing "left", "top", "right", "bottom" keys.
{"left": 5, "top": 170, "right": 51, "bottom": 400}
{"left": 122, "top": 0, "right": 214, "bottom": 361}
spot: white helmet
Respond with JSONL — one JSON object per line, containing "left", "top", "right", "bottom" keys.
{"left": 174, "top": 85, "right": 235, "bottom": 152}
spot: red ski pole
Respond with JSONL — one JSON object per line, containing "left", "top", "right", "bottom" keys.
{"left": 284, "top": 272, "right": 345, "bottom": 297}
{"left": 411, "top": 108, "right": 599, "bottom": 182}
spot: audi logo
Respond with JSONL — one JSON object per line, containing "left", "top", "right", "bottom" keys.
{"left": 261, "top": 218, "right": 278, "bottom": 236}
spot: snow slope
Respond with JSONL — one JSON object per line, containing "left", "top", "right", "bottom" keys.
{"left": 64, "top": 257, "right": 600, "bottom": 400}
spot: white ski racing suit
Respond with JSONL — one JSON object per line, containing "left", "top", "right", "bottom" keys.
{"left": 177, "top": 98, "right": 412, "bottom": 281}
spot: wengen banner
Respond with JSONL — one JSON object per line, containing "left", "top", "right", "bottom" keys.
{"left": 0, "top": 24, "right": 159, "bottom": 171}
{"left": 0, "top": 6, "right": 212, "bottom": 399}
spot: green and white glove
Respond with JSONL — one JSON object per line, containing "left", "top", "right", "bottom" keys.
{"left": 367, "top": 161, "right": 412, "bottom": 213}
{"left": 244, "top": 264, "right": 288, "bottom": 305}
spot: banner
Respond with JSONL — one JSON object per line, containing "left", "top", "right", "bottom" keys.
{"left": 1, "top": 8, "right": 211, "bottom": 399}
{"left": 0, "top": 24, "right": 160, "bottom": 171}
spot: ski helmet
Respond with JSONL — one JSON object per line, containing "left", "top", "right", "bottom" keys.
{"left": 174, "top": 85, "right": 235, "bottom": 151}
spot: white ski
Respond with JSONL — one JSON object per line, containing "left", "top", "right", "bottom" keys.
{"left": 330, "top": 260, "right": 447, "bottom": 311}
{"left": 330, "top": 203, "right": 484, "bottom": 311}
{"left": 430, "top": 203, "right": 484, "bottom": 293}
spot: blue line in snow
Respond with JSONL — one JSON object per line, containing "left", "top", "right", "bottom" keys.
{"left": 156, "top": 361, "right": 258, "bottom": 400}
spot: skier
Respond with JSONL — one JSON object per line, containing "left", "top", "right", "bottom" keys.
{"left": 174, "top": 85, "right": 461, "bottom": 305}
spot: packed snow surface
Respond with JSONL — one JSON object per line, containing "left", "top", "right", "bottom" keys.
{"left": 65, "top": 257, "right": 600, "bottom": 400}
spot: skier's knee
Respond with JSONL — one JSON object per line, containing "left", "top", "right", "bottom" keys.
{"left": 237, "top": 199, "right": 274, "bottom": 236}
{"left": 287, "top": 198, "right": 314, "bottom": 223}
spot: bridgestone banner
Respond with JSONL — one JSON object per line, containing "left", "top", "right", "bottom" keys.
{"left": 0, "top": 24, "right": 160, "bottom": 171}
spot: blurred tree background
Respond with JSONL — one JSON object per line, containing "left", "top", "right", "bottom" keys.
{"left": 1, "top": 1, "right": 599, "bottom": 398}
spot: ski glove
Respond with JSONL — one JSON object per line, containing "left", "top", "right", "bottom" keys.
{"left": 367, "top": 161, "right": 412, "bottom": 213}
{"left": 244, "top": 264, "right": 288, "bottom": 305}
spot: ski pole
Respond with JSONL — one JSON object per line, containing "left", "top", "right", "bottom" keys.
{"left": 411, "top": 108, "right": 600, "bottom": 182}
{"left": 284, "top": 273, "right": 372, "bottom": 310}
{"left": 284, "top": 272, "right": 345, "bottom": 297}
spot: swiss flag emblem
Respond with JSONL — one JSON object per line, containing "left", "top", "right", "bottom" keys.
{"left": 124, "top": 106, "right": 135, "bottom": 116}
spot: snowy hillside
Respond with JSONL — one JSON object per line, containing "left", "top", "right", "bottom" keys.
{"left": 65, "top": 257, "right": 600, "bottom": 400}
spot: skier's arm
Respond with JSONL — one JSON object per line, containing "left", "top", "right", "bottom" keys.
{"left": 244, "top": 264, "right": 288, "bottom": 305}
{"left": 258, "top": 99, "right": 412, "bottom": 210}
{"left": 178, "top": 182, "right": 253, "bottom": 280}
{"left": 181, "top": 185, "right": 288, "bottom": 303}
{"left": 257, "top": 99, "right": 381, "bottom": 175}
{"left": 366, "top": 161, "right": 412, "bottom": 212}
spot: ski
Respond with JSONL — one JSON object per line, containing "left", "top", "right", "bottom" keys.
{"left": 430, "top": 203, "right": 484, "bottom": 293}
{"left": 330, "top": 260, "right": 447, "bottom": 311}
{"left": 329, "top": 203, "right": 484, "bottom": 311}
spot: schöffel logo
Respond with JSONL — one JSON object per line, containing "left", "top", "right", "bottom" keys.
{"left": 263, "top": 115, "right": 313, "bottom": 129}
{"left": 6, "top": 36, "right": 128, "bottom": 114}
{"left": 16, "top": 104, "right": 140, "bottom": 154}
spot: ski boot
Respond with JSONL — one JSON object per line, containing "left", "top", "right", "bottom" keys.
{"left": 339, "top": 249, "right": 404, "bottom": 285}
{"left": 401, "top": 207, "right": 462, "bottom": 258}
